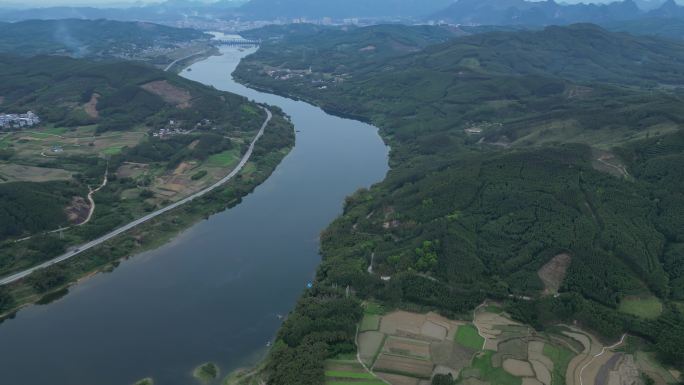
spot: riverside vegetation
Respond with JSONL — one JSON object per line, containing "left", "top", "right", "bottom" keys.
{"left": 234, "top": 23, "right": 684, "bottom": 384}
{"left": 0, "top": 53, "right": 294, "bottom": 317}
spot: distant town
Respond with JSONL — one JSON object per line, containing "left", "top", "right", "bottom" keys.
{"left": 0, "top": 111, "right": 40, "bottom": 129}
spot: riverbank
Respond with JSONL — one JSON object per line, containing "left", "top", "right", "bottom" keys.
{"left": 0, "top": 46, "right": 389, "bottom": 385}
{"left": 0, "top": 109, "right": 295, "bottom": 320}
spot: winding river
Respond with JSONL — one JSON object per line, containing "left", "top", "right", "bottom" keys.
{"left": 0, "top": 46, "right": 389, "bottom": 385}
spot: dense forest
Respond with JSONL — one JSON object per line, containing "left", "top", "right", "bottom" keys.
{"left": 235, "top": 23, "right": 684, "bottom": 383}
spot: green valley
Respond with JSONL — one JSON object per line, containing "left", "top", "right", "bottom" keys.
{"left": 232, "top": 23, "right": 684, "bottom": 385}
{"left": 0, "top": 53, "right": 294, "bottom": 317}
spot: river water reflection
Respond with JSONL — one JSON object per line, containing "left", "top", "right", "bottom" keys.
{"left": 0, "top": 46, "right": 388, "bottom": 385}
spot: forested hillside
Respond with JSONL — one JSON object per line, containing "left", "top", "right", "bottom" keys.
{"left": 235, "top": 23, "right": 684, "bottom": 384}
{"left": 0, "top": 54, "right": 292, "bottom": 279}
{"left": 0, "top": 54, "right": 259, "bottom": 133}
{"left": 0, "top": 19, "right": 208, "bottom": 58}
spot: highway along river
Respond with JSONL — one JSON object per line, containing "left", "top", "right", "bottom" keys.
{"left": 0, "top": 45, "right": 389, "bottom": 385}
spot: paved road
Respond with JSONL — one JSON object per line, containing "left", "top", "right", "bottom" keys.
{"left": 0, "top": 108, "right": 272, "bottom": 286}
{"left": 164, "top": 50, "right": 211, "bottom": 72}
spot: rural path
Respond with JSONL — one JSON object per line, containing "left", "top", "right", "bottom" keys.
{"left": 0, "top": 107, "right": 272, "bottom": 286}
{"left": 354, "top": 325, "right": 392, "bottom": 385}
{"left": 596, "top": 156, "right": 630, "bottom": 178}
{"left": 79, "top": 165, "right": 109, "bottom": 226}
{"left": 578, "top": 333, "right": 626, "bottom": 385}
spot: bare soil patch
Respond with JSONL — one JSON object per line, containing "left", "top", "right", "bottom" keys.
{"left": 385, "top": 337, "right": 430, "bottom": 359}
{"left": 84, "top": 93, "right": 100, "bottom": 118}
{"left": 375, "top": 372, "right": 420, "bottom": 385}
{"left": 141, "top": 80, "right": 192, "bottom": 109}
{"left": 430, "top": 340, "right": 475, "bottom": 370}
{"left": 566, "top": 85, "right": 593, "bottom": 99}
{"left": 592, "top": 149, "right": 629, "bottom": 178}
{"left": 0, "top": 164, "right": 72, "bottom": 182}
{"left": 596, "top": 353, "right": 621, "bottom": 385}
{"left": 380, "top": 311, "right": 427, "bottom": 336}
{"left": 173, "top": 161, "right": 193, "bottom": 175}
{"left": 538, "top": 253, "right": 572, "bottom": 295}
{"left": 531, "top": 359, "right": 552, "bottom": 385}
{"left": 358, "top": 331, "right": 385, "bottom": 366}
{"left": 523, "top": 378, "right": 544, "bottom": 385}
{"left": 374, "top": 354, "right": 433, "bottom": 378}
{"left": 116, "top": 162, "right": 148, "bottom": 179}
{"left": 65, "top": 196, "right": 90, "bottom": 224}
{"left": 503, "top": 359, "right": 535, "bottom": 377}
{"left": 421, "top": 321, "right": 447, "bottom": 340}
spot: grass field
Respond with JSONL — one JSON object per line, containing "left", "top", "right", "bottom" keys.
{"left": 618, "top": 296, "right": 663, "bottom": 319}
{"left": 364, "top": 301, "right": 385, "bottom": 315}
{"left": 103, "top": 145, "right": 124, "bottom": 155}
{"left": 455, "top": 324, "right": 484, "bottom": 350}
{"left": 360, "top": 314, "right": 380, "bottom": 332}
{"left": 325, "top": 371, "right": 375, "bottom": 379}
{"left": 208, "top": 148, "right": 240, "bottom": 167}
{"left": 543, "top": 343, "right": 575, "bottom": 385}
{"left": 471, "top": 351, "right": 522, "bottom": 385}
{"left": 327, "top": 382, "right": 385, "bottom": 385}
{"left": 484, "top": 305, "right": 503, "bottom": 314}
{"left": 193, "top": 362, "right": 219, "bottom": 383}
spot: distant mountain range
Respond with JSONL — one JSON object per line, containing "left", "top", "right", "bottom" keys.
{"left": 4, "top": 0, "right": 684, "bottom": 27}
{"left": 431, "top": 0, "right": 684, "bottom": 26}
{"left": 0, "top": 0, "right": 245, "bottom": 22}
{"left": 236, "top": 0, "right": 453, "bottom": 19}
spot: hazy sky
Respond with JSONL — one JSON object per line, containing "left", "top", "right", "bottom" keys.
{"left": 0, "top": 0, "right": 639, "bottom": 6}
{"left": 0, "top": 0, "right": 671, "bottom": 7}
{"left": 0, "top": 0, "right": 217, "bottom": 6}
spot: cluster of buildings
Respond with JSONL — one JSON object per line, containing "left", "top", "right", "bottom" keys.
{"left": 0, "top": 111, "right": 40, "bottom": 129}
{"left": 166, "top": 17, "right": 368, "bottom": 33}
{"left": 152, "top": 119, "right": 215, "bottom": 138}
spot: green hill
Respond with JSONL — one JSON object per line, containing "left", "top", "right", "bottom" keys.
{"left": 235, "top": 23, "right": 684, "bottom": 383}
{"left": 0, "top": 19, "right": 208, "bottom": 58}
{"left": 0, "top": 54, "right": 293, "bottom": 281}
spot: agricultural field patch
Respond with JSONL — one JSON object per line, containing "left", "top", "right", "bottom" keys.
{"left": 538, "top": 253, "right": 572, "bottom": 295}
{"left": 542, "top": 343, "right": 573, "bottom": 385}
{"left": 359, "top": 310, "right": 471, "bottom": 385}
{"left": 374, "top": 354, "right": 433, "bottom": 379}
{"left": 363, "top": 301, "right": 384, "bottom": 315}
{"left": 324, "top": 359, "right": 383, "bottom": 385}
{"left": 141, "top": 80, "right": 192, "bottom": 109}
{"left": 358, "top": 331, "right": 385, "bottom": 367}
{"left": 207, "top": 148, "right": 240, "bottom": 167}
{"left": 503, "top": 359, "right": 535, "bottom": 377}
{"left": 470, "top": 351, "right": 522, "bottom": 385}
{"left": 0, "top": 163, "right": 72, "bottom": 182}
{"left": 455, "top": 324, "right": 484, "bottom": 351}
{"left": 618, "top": 296, "right": 663, "bottom": 319}
{"left": 375, "top": 372, "right": 420, "bottom": 385}
{"left": 383, "top": 336, "right": 430, "bottom": 359}
{"left": 360, "top": 314, "right": 380, "bottom": 332}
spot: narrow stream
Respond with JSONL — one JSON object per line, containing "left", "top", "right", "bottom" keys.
{"left": 0, "top": 45, "right": 389, "bottom": 385}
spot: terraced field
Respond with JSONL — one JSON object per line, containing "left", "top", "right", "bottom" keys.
{"left": 355, "top": 305, "right": 668, "bottom": 385}
{"left": 325, "top": 358, "right": 384, "bottom": 385}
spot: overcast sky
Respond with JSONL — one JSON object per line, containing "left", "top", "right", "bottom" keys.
{"left": 0, "top": 0, "right": 665, "bottom": 7}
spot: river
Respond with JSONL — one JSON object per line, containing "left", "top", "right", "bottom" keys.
{"left": 0, "top": 46, "right": 389, "bottom": 385}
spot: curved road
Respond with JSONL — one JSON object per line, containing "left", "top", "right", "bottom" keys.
{"left": 0, "top": 107, "right": 272, "bottom": 286}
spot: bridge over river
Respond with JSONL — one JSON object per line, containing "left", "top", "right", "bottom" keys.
{"left": 214, "top": 38, "right": 261, "bottom": 46}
